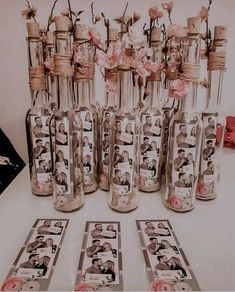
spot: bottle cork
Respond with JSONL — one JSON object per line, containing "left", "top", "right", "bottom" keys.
{"left": 151, "top": 27, "right": 161, "bottom": 42}
{"left": 54, "top": 16, "right": 69, "bottom": 32}
{"left": 46, "top": 31, "right": 54, "bottom": 45}
{"left": 187, "top": 17, "right": 201, "bottom": 34}
{"left": 214, "top": 26, "right": 227, "bottom": 40}
{"left": 27, "top": 22, "right": 40, "bottom": 38}
{"left": 109, "top": 28, "right": 118, "bottom": 42}
{"left": 74, "top": 23, "right": 88, "bottom": 40}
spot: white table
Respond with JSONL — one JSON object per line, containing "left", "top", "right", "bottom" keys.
{"left": 0, "top": 149, "right": 235, "bottom": 291}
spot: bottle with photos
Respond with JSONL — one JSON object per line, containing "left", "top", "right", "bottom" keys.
{"left": 25, "top": 22, "right": 53, "bottom": 196}
{"left": 165, "top": 18, "right": 203, "bottom": 212}
{"left": 109, "top": 48, "right": 139, "bottom": 212}
{"left": 139, "top": 27, "right": 164, "bottom": 192}
{"left": 73, "top": 24, "right": 98, "bottom": 194}
{"left": 52, "top": 16, "right": 84, "bottom": 211}
{"left": 197, "top": 26, "right": 227, "bottom": 200}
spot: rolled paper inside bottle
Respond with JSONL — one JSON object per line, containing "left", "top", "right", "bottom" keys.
{"left": 187, "top": 17, "right": 201, "bottom": 34}
{"left": 54, "top": 53, "right": 74, "bottom": 76}
{"left": 54, "top": 15, "right": 69, "bottom": 32}
{"left": 27, "top": 22, "right": 40, "bottom": 38}
{"left": 28, "top": 66, "right": 47, "bottom": 90}
{"left": 214, "top": 26, "right": 227, "bottom": 40}
{"left": 180, "top": 62, "right": 200, "bottom": 82}
{"left": 74, "top": 64, "right": 94, "bottom": 80}
{"left": 118, "top": 48, "right": 135, "bottom": 70}
{"left": 74, "top": 23, "right": 88, "bottom": 40}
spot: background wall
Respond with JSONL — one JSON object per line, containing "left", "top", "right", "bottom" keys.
{"left": 0, "top": 0, "right": 234, "bottom": 162}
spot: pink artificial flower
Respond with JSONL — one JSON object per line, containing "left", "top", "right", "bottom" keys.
{"left": 197, "top": 183, "right": 211, "bottom": 196}
{"left": 149, "top": 6, "right": 164, "bottom": 20}
{"left": 128, "top": 26, "right": 141, "bottom": 45}
{"left": 44, "top": 57, "right": 54, "bottom": 72}
{"left": 167, "top": 60, "right": 178, "bottom": 73}
{"left": 105, "top": 78, "right": 118, "bottom": 94}
{"left": 168, "top": 194, "right": 183, "bottom": 209}
{"left": 170, "top": 79, "right": 188, "bottom": 99}
{"left": 167, "top": 24, "right": 187, "bottom": 38}
{"left": 74, "top": 283, "right": 97, "bottom": 291}
{"left": 136, "top": 63, "right": 150, "bottom": 84}
{"left": 162, "top": 1, "right": 174, "bottom": 13}
{"left": 73, "top": 50, "right": 84, "bottom": 64}
{"left": 199, "top": 6, "right": 209, "bottom": 21}
{"left": 200, "top": 78, "right": 208, "bottom": 88}
{"left": 96, "top": 41, "right": 122, "bottom": 69}
{"left": 21, "top": 2, "right": 37, "bottom": 20}
{"left": 151, "top": 279, "right": 174, "bottom": 291}
{"left": 143, "top": 60, "right": 160, "bottom": 73}
{"left": 87, "top": 26, "right": 102, "bottom": 46}
{"left": 1, "top": 277, "right": 24, "bottom": 291}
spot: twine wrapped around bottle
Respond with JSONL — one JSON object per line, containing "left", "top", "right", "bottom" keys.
{"left": 208, "top": 51, "right": 226, "bottom": 71}
{"left": 147, "top": 71, "right": 161, "bottom": 82}
{"left": 118, "top": 48, "right": 135, "bottom": 70}
{"left": 28, "top": 66, "right": 47, "bottom": 91}
{"left": 74, "top": 63, "right": 95, "bottom": 80}
{"left": 180, "top": 62, "right": 200, "bottom": 82}
{"left": 54, "top": 53, "right": 74, "bottom": 76}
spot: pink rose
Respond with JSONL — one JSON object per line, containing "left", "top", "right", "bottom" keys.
{"left": 197, "top": 183, "right": 211, "bottom": 196}
{"left": 169, "top": 79, "right": 188, "bottom": 99}
{"left": 168, "top": 194, "right": 183, "bottom": 209}
{"left": 74, "top": 283, "right": 97, "bottom": 291}
{"left": 199, "top": 6, "right": 209, "bottom": 21}
{"left": 149, "top": 6, "right": 164, "bottom": 20}
{"left": 1, "top": 277, "right": 24, "bottom": 291}
{"left": 87, "top": 27, "right": 102, "bottom": 46}
{"left": 162, "top": 1, "right": 174, "bottom": 13}
{"left": 151, "top": 279, "right": 173, "bottom": 291}
{"left": 167, "top": 24, "right": 187, "bottom": 38}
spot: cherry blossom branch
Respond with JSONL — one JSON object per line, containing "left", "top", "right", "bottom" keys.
{"left": 26, "top": 0, "right": 37, "bottom": 23}
{"left": 91, "top": 2, "right": 96, "bottom": 25}
{"left": 46, "top": 0, "right": 58, "bottom": 32}
{"left": 67, "top": 0, "right": 74, "bottom": 31}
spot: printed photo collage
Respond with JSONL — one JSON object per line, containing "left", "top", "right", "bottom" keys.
{"left": 172, "top": 123, "right": 197, "bottom": 198}
{"left": 77, "top": 222, "right": 122, "bottom": 288}
{"left": 54, "top": 118, "right": 71, "bottom": 198}
{"left": 31, "top": 115, "right": 52, "bottom": 186}
{"left": 10, "top": 219, "right": 68, "bottom": 284}
{"left": 140, "top": 114, "right": 163, "bottom": 185}
{"left": 200, "top": 114, "right": 217, "bottom": 183}
{"left": 101, "top": 111, "right": 111, "bottom": 176}
{"left": 113, "top": 119, "right": 136, "bottom": 196}
{"left": 80, "top": 110, "right": 95, "bottom": 186}
{"left": 137, "top": 220, "right": 192, "bottom": 282}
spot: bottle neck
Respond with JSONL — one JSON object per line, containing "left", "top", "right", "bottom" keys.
{"left": 57, "top": 75, "right": 73, "bottom": 110}
{"left": 180, "top": 82, "right": 197, "bottom": 112}
{"left": 118, "top": 70, "right": 134, "bottom": 112}
{"left": 206, "top": 70, "right": 224, "bottom": 110}
{"left": 77, "top": 80, "right": 91, "bottom": 107}
{"left": 148, "top": 80, "right": 162, "bottom": 108}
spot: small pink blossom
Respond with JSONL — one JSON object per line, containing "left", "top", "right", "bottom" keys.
{"left": 134, "top": 62, "right": 150, "bottom": 84}
{"left": 167, "top": 60, "right": 178, "bottom": 73}
{"left": 200, "top": 78, "right": 208, "bottom": 88}
{"left": 73, "top": 50, "right": 84, "bottom": 64}
{"left": 128, "top": 26, "right": 143, "bottom": 45}
{"left": 168, "top": 194, "right": 183, "bottom": 209}
{"left": 105, "top": 78, "right": 118, "bottom": 94}
{"left": 199, "top": 6, "right": 209, "bottom": 21}
{"left": 149, "top": 6, "right": 164, "bottom": 20}
{"left": 74, "top": 283, "right": 97, "bottom": 291}
{"left": 95, "top": 15, "right": 101, "bottom": 22}
{"left": 169, "top": 79, "right": 188, "bottom": 99}
{"left": 151, "top": 279, "right": 174, "bottom": 291}
{"left": 143, "top": 60, "right": 160, "bottom": 73}
{"left": 21, "top": 2, "right": 37, "bottom": 20}
{"left": 1, "top": 277, "right": 24, "bottom": 291}
{"left": 162, "top": 1, "right": 174, "bottom": 13}
{"left": 167, "top": 24, "right": 187, "bottom": 38}
{"left": 96, "top": 41, "right": 122, "bottom": 69}
{"left": 87, "top": 26, "right": 102, "bottom": 46}
{"left": 44, "top": 57, "right": 54, "bottom": 72}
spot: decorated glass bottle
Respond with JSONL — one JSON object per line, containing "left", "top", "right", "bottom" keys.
{"left": 197, "top": 26, "right": 227, "bottom": 200}
{"left": 99, "top": 28, "right": 119, "bottom": 191}
{"left": 25, "top": 22, "right": 53, "bottom": 196}
{"left": 165, "top": 17, "right": 203, "bottom": 212}
{"left": 52, "top": 16, "right": 84, "bottom": 211}
{"left": 139, "top": 27, "right": 164, "bottom": 192}
{"left": 73, "top": 24, "right": 98, "bottom": 194}
{"left": 109, "top": 48, "right": 139, "bottom": 212}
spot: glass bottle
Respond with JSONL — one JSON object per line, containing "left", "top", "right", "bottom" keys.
{"left": 73, "top": 24, "right": 98, "bottom": 194}
{"left": 197, "top": 26, "right": 227, "bottom": 200}
{"left": 99, "top": 28, "right": 119, "bottom": 191}
{"left": 25, "top": 22, "right": 53, "bottom": 196}
{"left": 165, "top": 17, "right": 203, "bottom": 212}
{"left": 109, "top": 49, "right": 139, "bottom": 212}
{"left": 139, "top": 27, "right": 164, "bottom": 192}
{"left": 52, "top": 16, "right": 84, "bottom": 211}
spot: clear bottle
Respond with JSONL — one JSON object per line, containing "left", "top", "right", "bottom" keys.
{"left": 197, "top": 26, "right": 227, "bottom": 200}
{"left": 99, "top": 28, "right": 119, "bottom": 191}
{"left": 139, "top": 27, "right": 164, "bottom": 192}
{"left": 52, "top": 16, "right": 84, "bottom": 211}
{"left": 165, "top": 17, "right": 203, "bottom": 212}
{"left": 25, "top": 22, "right": 53, "bottom": 196}
{"left": 109, "top": 50, "right": 139, "bottom": 212}
{"left": 73, "top": 24, "right": 98, "bottom": 194}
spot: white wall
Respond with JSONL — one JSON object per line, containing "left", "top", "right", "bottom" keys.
{"left": 0, "top": 0, "right": 235, "bottom": 162}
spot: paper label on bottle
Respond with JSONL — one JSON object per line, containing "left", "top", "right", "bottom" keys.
{"left": 140, "top": 168, "right": 155, "bottom": 178}
{"left": 174, "top": 187, "right": 192, "bottom": 196}
{"left": 203, "top": 174, "right": 214, "bottom": 183}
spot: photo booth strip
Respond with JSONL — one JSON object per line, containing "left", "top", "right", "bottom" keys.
{"left": 74, "top": 221, "right": 123, "bottom": 291}
{"left": 1, "top": 219, "right": 69, "bottom": 291}
{"left": 136, "top": 220, "right": 200, "bottom": 291}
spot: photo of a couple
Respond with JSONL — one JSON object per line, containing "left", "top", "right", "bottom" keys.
{"left": 154, "top": 255, "right": 187, "bottom": 277}
{"left": 85, "top": 258, "right": 116, "bottom": 282}
{"left": 18, "top": 254, "right": 51, "bottom": 276}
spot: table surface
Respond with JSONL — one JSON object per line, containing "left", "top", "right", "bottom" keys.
{"left": 0, "top": 148, "right": 235, "bottom": 291}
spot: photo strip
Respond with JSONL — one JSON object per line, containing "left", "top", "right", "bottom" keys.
{"left": 74, "top": 221, "right": 123, "bottom": 291}
{"left": 136, "top": 220, "right": 200, "bottom": 291}
{"left": 1, "top": 219, "right": 69, "bottom": 291}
